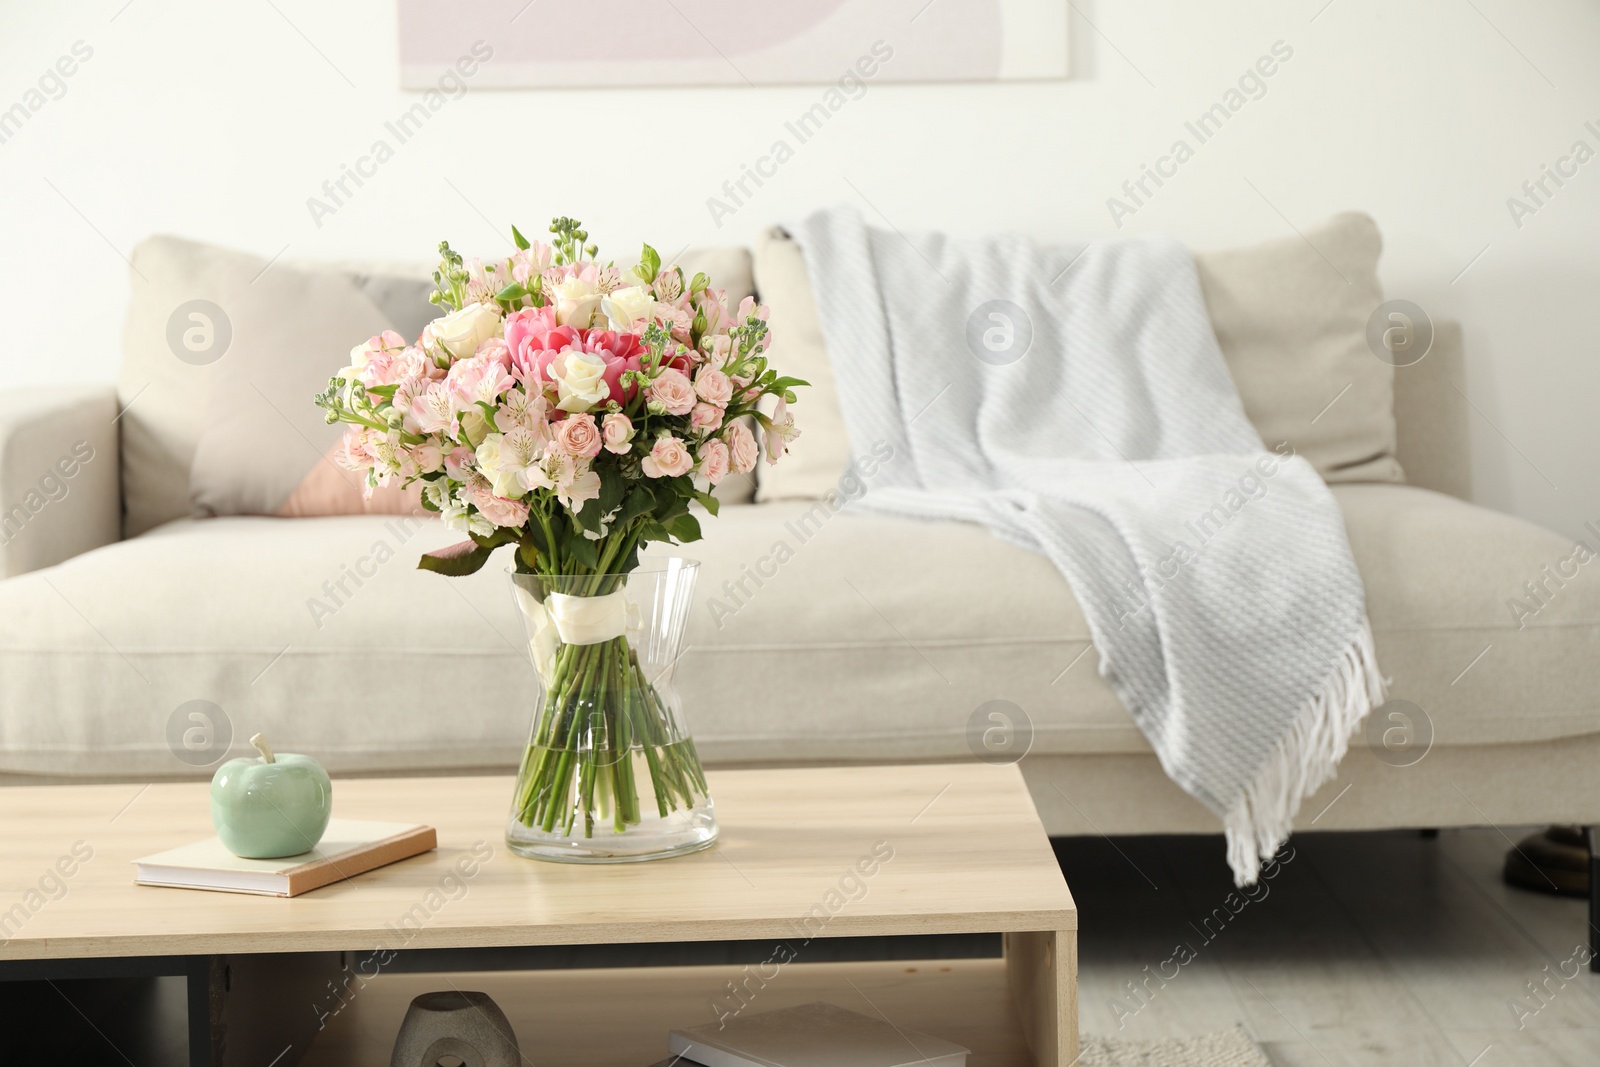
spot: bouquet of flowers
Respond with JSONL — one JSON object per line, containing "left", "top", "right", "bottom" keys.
{"left": 314, "top": 217, "right": 802, "bottom": 857}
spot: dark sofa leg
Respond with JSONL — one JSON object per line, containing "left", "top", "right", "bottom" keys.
{"left": 1590, "top": 827, "right": 1599, "bottom": 974}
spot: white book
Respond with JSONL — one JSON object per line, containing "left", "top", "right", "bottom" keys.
{"left": 133, "top": 819, "right": 436, "bottom": 897}
{"left": 668, "top": 1001, "right": 969, "bottom": 1067}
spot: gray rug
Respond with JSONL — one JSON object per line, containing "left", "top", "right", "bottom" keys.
{"left": 1078, "top": 1026, "right": 1271, "bottom": 1066}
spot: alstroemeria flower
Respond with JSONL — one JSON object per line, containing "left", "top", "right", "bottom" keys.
{"left": 410, "top": 381, "right": 459, "bottom": 437}
{"left": 447, "top": 353, "right": 515, "bottom": 414}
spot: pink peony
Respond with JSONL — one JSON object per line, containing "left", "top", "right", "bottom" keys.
{"left": 648, "top": 368, "right": 696, "bottom": 417}
{"left": 601, "top": 413, "right": 635, "bottom": 454}
{"left": 699, "top": 438, "right": 730, "bottom": 485}
{"left": 642, "top": 435, "right": 694, "bottom": 479}
{"left": 554, "top": 412, "right": 603, "bottom": 458}
{"left": 725, "top": 421, "right": 758, "bottom": 475}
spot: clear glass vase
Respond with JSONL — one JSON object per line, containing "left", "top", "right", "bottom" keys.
{"left": 505, "top": 559, "right": 717, "bottom": 862}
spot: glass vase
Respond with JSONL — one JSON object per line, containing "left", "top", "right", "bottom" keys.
{"left": 505, "top": 559, "right": 717, "bottom": 862}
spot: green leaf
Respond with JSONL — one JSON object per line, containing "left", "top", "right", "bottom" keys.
{"left": 474, "top": 400, "right": 501, "bottom": 434}
{"left": 516, "top": 541, "right": 541, "bottom": 572}
{"left": 665, "top": 512, "right": 702, "bottom": 544}
{"left": 574, "top": 496, "right": 604, "bottom": 533}
{"left": 692, "top": 489, "right": 720, "bottom": 517}
{"left": 639, "top": 521, "right": 671, "bottom": 545}
{"left": 417, "top": 540, "right": 497, "bottom": 577}
{"left": 496, "top": 281, "right": 528, "bottom": 302}
{"left": 617, "top": 487, "right": 656, "bottom": 526}
{"left": 597, "top": 467, "right": 626, "bottom": 517}
{"left": 567, "top": 534, "right": 598, "bottom": 569}
{"left": 511, "top": 225, "right": 531, "bottom": 251}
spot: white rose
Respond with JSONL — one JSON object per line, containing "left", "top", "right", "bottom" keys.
{"left": 430, "top": 302, "right": 502, "bottom": 361}
{"left": 600, "top": 285, "right": 656, "bottom": 331}
{"left": 550, "top": 350, "right": 610, "bottom": 413}
{"left": 552, "top": 277, "right": 602, "bottom": 329}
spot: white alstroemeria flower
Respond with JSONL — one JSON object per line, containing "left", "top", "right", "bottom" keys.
{"left": 367, "top": 431, "right": 405, "bottom": 478}
{"left": 476, "top": 428, "right": 552, "bottom": 499}
{"left": 538, "top": 449, "right": 598, "bottom": 512}
{"left": 410, "top": 381, "right": 458, "bottom": 437}
{"left": 422, "top": 481, "right": 451, "bottom": 512}
{"left": 440, "top": 495, "right": 488, "bottom": 536}
{"left": 496, "top": 387, "right": 547, "bottom": 436}
{"left": 764, "top": 397, "right": 800, "bottom": 463}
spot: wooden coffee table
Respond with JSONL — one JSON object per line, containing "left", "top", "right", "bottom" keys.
{"left": 0, "top": 763, "right": 1077, "bottom": 1065}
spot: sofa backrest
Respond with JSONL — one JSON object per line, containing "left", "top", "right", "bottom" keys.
{"left": 1392, "top": 319, "right": 1470, "bottom": 500}
{"left": 117, "top": 239, "right": 758, "bottom": 537}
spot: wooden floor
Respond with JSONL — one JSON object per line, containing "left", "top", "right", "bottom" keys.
{"left": 1061, "top": 828, "right": 1600, "bottom": 1066}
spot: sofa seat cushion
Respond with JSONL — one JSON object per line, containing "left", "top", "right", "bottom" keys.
{"left": 1, "top": 486, "right": 1595, "bottom": 778}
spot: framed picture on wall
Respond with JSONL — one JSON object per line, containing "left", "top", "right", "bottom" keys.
{"left": 396, "top": 0, "right": 1070, "bottom": 89}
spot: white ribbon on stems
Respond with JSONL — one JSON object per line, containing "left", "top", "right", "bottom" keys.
{"left": 512, "top": 586, "right": 637, "bottom": 682}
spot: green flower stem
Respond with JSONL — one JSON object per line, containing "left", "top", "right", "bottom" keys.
{"left": 512, "top": 624, "right": 707, "bottom": 840}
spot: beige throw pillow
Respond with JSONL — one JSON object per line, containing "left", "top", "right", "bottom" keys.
{"left": 1194, "top": 212, "right": 1401, "bottom": 482}
{"left": 753, "top": 214, "right": 1402, "bottom": 502}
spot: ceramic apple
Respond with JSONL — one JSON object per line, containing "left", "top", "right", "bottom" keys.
{"left": 210, "top": 733, "right": 332, "bottom": 858}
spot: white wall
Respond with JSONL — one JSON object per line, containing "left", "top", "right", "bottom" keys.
{"left": 3, "top": 0, "right": 1598, "bottom": 538}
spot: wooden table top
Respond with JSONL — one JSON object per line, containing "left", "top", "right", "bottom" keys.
{"left": 0, "top": 763, "right": 1075, "bottom": 961}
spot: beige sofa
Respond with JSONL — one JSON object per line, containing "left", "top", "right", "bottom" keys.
{"left": 2, "top": 225, "right": 1597, "bottom": 855}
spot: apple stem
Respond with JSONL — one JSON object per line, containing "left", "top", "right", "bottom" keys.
{"left": 250, "top": 732, "right": 277, "bottom": 764}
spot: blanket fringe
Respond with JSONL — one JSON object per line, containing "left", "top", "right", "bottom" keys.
{"left": 1223, "top": 617, "right": 1387, "bottom": 886}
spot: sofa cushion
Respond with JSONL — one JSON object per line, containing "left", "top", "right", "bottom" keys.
{"left": 1, "top": 485, "right": 1594, "bottom": 778}
{"left": 119, "top": 237, "right": 435, "bottom": 536}
{"left": 118, "top": 239, "right": 761, "bottom": 536}
{"left": 755, "top": 214, "right": 1402, "bottom": 502}
{"left": 1195, "top": 213, "right": 1401, "bottom": 483}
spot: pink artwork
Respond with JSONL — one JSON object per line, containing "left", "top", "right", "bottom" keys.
{"left": 397, "top": 0, "right": 1069, "bottom": 88}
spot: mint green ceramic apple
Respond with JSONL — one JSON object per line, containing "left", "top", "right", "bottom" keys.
{"left": 210, "top": 733, "right": 332, "bottom": 859}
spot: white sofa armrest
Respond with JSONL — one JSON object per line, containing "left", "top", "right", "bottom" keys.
{"left": 0, "top": 386, "right": 121, "bottom": 578}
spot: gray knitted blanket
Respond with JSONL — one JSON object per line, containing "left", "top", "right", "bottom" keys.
{"left": 794, "top": 207, "right": 1384, "bottom": 884}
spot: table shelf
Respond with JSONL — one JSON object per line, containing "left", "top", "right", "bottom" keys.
{"left": 303, "top": 957, "right": 1035, "bottom": 1066}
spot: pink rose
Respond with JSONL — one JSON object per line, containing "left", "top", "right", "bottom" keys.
{"left": 554, "top": 412, "right": 603, "bottom": 458}
{"left": 648, "top": 368, "right": 696, "bottom": 416}
{"left": 699, "top": 438, "right": 730, "bottom": 485}
{"left": 642, "top": 435, "right": 694, "bottom": 479}
{"left": 413, "top": 442, "right": 444, "bottom": 474}
{"left": 475, "top": 335, "right": 512, "bottom": 370}
{"left": 602, "top": 413, "right": 635, "bottom": 454}
{"left": 689, "top": 402, "right": 723, "bottom": 434}
{"left": 475, "top": 493, "right": 529, "bottom": 529}
{"left": 725, "top": 422, "right": 758, "bottom": 475}
{"left": 693, "top": 367, "right": 733, "bottom": 407}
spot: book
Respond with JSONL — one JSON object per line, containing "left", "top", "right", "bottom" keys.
{"left": 133, "top": 819, "right": 436, "bottom": 897}
{"left": 668, "top": 1001, "right": 969, "bottom": 1067}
